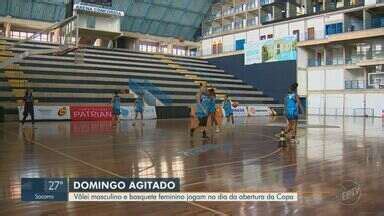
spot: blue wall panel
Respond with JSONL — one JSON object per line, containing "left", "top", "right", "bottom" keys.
{"left": 208, "top": 54, "right": 296, "bottom": 103}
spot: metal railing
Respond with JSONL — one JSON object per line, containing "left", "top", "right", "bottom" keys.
{"left": 223, "top": 24, "right": 233, "bottom": 32}
{"left": 345, "top": 80, "right": 366, "bottom": 89}
{"left": 260, "top": 0, "right": 275, "bottom": 6}
{"left": 0, "top": 15, "right": 79, "bottom": 70}
{"left": 247, "top": 0, "right": 258, "bottom": 9}
{"left": 308, "top": 50, "right": 384, "bottom": 67}
{"left": 308, "top": 59, "right": 322, "bottom": 67}
{"left": 345, "top": 56, "right": 358, "bottom": 64}
{"left": 345, "top": 0, "right": 364, "bottom": 7}
{"left": 234, "top": 4, "right": 247, "bottom": 13}
{"left": 307, "top": 107, "right": 375, "bottom": 117}
{"left": 128, "top": 79, "right": 172, "bottom": 106}
{"left": 260, "top": 15, "right": 273, "bottom": 23}
{"left": 326, "top": 58, "right": 344, "bottom": 65}
{"left": 234, "top": 22, "right": 244, "bottom": 30}
{"left": 300, "top": 24, "right": 383, "bottom": 42}
{"left": 246, "top": 18, "right": 258, "bottom": 26}
{"left": 351, "top": 50, "right": 384, "bottom": 62}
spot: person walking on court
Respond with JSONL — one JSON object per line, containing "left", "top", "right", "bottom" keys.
{"left": 190, "top": 94, "right": 209, "bottom": 139}
{"left": 199, "top": 82, "right": 208, "bottom": 99}
{"left": 207, "top": 88, "right": 219, "bottom": 132}
{"left": 285, "top": 83, "right": 303, "bottom": 143}
{"left": 21, "top": 89, "right": 35, "bottom": 125}
{"left": 111, "top": 91, "right": 121, "bottom": 126}
{"left": 133, "top": 93, "right": 144, "bottom": 126}
{"left": 222, "top": 95, "right": 234, "bottom": 126}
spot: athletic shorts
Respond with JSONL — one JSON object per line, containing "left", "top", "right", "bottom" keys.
{"left": 23, "top": 102, "right": 34, "bottom": 115}
{"left": 225, "top": 113, "right": 233, "bottom": 118}
{"left": 135, "top": 108, "right": 143, "bottom": 113}
{"left": 198, "top": 116, "right": 208, "bottom": 126}
{"left": 112, "top": 108, "right": 120, "bottom": 115}
{"left": 286, "top": 111, "right": 298, "bottom": 120}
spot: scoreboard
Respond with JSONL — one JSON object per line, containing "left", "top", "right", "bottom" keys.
{"left": 81, "top": 0, "right": 112, "bottom": 7}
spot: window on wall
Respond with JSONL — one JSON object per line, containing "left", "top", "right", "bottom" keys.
{"left": 212, "top": 42, "right": 223, "bottom": 55}
{"left": 218, "top": 43, "right": 223, "bottom": 54}
{"left": 293, "top": 30, "right": 300, "bottom": 41}
{"left": 160, "top": 46, "right": 168, "bottom": 54}
{"left": 9, "top": 31, "right": 49, "bottom": 42}
{"left": 307, "top": 27, "right": 315, "bottom": 40}
{"left": 235, "top": 39, "right": 245, "bottom": 51}
{"left": 190, "top": 48, "right": 197, "bottom": 56}
{"left": 86, "top": 16, "right": 96, "bottom": 29}
{"left": 325, "top": 23, "right": 343, "bottom": 35}
{"left": 173, "top": 47, "right": 186, "bottom": 56}
{"left": 138, "top": 41, "right": 159, "bottom": 53}
{"left": 11, "top": 31, "right": 20, "bottom": 39}
{"left": 20, "top": 32, "right": 27, "bottom": 39}
{"left": 267, "top": 34, "right": 273, "bottom": 39}
{"left": 212, "top": 44, "right": 217, "bottom": 54}
{"left": 139, "top": 44, "right": 146, "bottom": 52}
{"left": 260, "top": 35, "right": 266, "bottom": 40}
{"left": 372, "top": 16, "right": 384, "bottom": 28}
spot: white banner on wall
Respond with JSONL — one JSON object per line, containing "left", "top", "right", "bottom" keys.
{"left": 244, "top": 41, "right": 260, "bottom": 65}
{"left": 119, "top": 106, "right": 157, "bottom": 120}
{"left": 244, "top": 36, "right": 297, "bottom": 65}
{"left": 247, "top": 105, "right": 272, "bottom": 116}
{"left": 232, "top": 106, "right": 248, "bottom": 117}
{"left": 18, "top": 106, "right": 71, "bottom": 121}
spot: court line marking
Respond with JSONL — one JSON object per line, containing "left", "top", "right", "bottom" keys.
{"left": 182, "top": 147, "right": 282, "bottom": 172}
{"left": 3, "top": 128, "right": 228, "bottom": 216}
{"left": 183, "top": 146, "right": 371, "bottom": 189}
{"left": 181, "top": 143, "right": 372, "bottom": 188}
{"left": 183, "top": 162, "right": 295, "bottom": 188}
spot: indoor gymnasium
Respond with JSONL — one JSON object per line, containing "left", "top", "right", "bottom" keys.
{"left": 0, "top": 0, "right": 384, "bottom": 215}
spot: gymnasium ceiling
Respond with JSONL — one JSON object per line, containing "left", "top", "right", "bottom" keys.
{"left": 0, "top": 0, "right": 215, "bottom": 41}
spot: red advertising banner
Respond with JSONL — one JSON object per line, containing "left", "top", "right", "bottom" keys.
{"left": 70, "top": 106, "right": 113, "bottom": 121}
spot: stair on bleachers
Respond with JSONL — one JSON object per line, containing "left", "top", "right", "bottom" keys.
{"left": 0, "top": 38, "right": 280, "bottom": 111}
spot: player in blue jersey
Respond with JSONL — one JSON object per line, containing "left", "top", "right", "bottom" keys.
{"left": 21, "top": 89, "right": 35, "bottom": 125}
{"left": 132, "top": 93, "right": 144, "bottom": 126}
{"left": 207, "top": 88, "right": 220, "bottom": 132}
{"left": 222, "top": 95, "right": 234, "bottom": 126}
{"left": 285, "top": 83, "right": 303, "bottom": 142}
{"left": 190, "top": 94, "right": 209, "bottom": 139}
{"left": 111, "top": 91, "right": 121, "bottom": 126}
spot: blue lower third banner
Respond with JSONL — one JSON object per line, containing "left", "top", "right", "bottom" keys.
{"left": 21, "top": 178, "right": 298, "bottom": 202}
{"left": 21, "top": 178, "right": 68, "bottom": 201}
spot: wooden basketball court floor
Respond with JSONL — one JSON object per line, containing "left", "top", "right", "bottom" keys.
{"left": 0, "top": 116, "right": 383, "bottom": 215}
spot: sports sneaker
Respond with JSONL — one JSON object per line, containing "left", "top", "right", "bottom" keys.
{"left": 202, "top": 131, "right": 208, "bottom": 139}
{"left": 190, "top": 128, "right": 195, "bottom": 137}
{"left": 215, "top": 128, "right": 220, "bottom": 133}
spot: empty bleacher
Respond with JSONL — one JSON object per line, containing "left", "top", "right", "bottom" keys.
{"left": 0, "top": 38, "right": 279, "bottom": 113}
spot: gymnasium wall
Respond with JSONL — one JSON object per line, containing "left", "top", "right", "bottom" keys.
{"left": 207, "top": 54, "right": 297, "bottom": 103}
{"left": 307, "top": 93, "right": 384, "bottom": 117}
